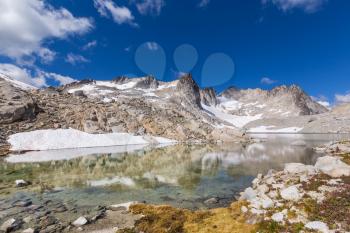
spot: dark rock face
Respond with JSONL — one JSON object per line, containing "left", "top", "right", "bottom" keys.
{"left": 0, "top": 78, "right": 39, "bottom": 124}
{"left": 200, "top": 88, "right": 218, "bottom": 106}
{"left": 220, "top": 86, "right": 242, "bottom": 100}
{"left": 175, "top": 74, "right": 202, "bottom": 109}
{"left": 134, "top": 76, "right": 159, "bottom": 89}
{"left": 112, "top": 76, "right": 130, "bottom": 84}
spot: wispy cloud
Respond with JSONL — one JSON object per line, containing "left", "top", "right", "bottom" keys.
{"left": 135, "top": 0, "right": 166, "bottom": 16}
{"left": 146, "top": 42, "right": 159, "bottom": 50}
{"left": 262, "top": 0, "right": 328, "bottom": 13}
{"left": 0, "top": 0, "right": 93, "bottom": 64}
{"left": 198, "top": 0, "right": 210, "bottom": 8}
{"left": 82, "top": 40, "right": 97, "bottom": 50}
{"left": 311, "top": 95, "right": 331, "bottom": 109}
{"left": 65, "top": 53, "right": 90, "bottom": 65}
{"left": 335, "top": 92, "right": 350, "bottom": 104}
{"left": 261, "top": 77, "right": 277, "bottom": 85}
{"left": 94, "top": 0, "right": 137, "bottom": 26}
{"left": 0, "top": 63, "right": 76, "bottom": 87}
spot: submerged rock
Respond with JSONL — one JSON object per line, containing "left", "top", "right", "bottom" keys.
{"left": 0, "top": 218, "right": 22, "bottom": 232}
{"left": 15, "top": 179, "right": 29, "bottom": 187}
{"left": 72, "top": 216, "right": 88, "bottom": 227}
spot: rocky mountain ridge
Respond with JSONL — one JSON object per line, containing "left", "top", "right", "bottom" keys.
{"left": 1, "top": 73, "right": 349, "bottom": 154}
{"left": 0, "top": 74, "right": 245, "bottom": 155}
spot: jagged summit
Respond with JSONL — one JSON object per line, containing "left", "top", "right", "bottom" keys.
{"left": 219, "top": 84, "right": 328, "bottom": 117}
{"left": 175, "top": 74, "right": 202, "bottom": 109}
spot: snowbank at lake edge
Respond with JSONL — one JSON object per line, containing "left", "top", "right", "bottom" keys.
{"left": 8, "top": 128, "right": 176, "bottom": 151}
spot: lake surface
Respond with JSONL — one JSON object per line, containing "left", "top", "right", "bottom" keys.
{"left": 1, "top": 134, "right": 349, "bottom": 210}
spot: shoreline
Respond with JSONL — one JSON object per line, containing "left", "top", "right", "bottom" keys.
{"left": 113, "top": 140, "right": 350, "bottom": 233}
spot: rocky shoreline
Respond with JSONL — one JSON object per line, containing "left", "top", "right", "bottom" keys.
{"left": 111, "top": 141, "right": 350, "bottom": 233}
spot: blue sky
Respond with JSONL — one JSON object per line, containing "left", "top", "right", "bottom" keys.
{"left": 0, "top": 0, "right": 350, "bottom": 105}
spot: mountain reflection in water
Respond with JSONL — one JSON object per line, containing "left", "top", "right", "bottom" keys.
{"left": 1, "top": 140, "right": 321, "bottom": 209}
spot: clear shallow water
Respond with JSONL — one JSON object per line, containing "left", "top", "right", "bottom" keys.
{"left": 1, "top": 134, "right": 348, "bottom": 210}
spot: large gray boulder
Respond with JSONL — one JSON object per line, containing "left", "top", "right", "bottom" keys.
{"left": 0, "top": 77, "right": 39, "bottom": 124}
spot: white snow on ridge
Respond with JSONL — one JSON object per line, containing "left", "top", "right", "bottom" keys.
{"left": 202, "top": 103, "right": 262, "bottom": 128}
{"left": 0, "top": 73, "right": 37, "bottom": 90}
{"left": 8, "top": 128, "right": 176, "bottom": 151}
{"left": 247, "top": 126, "right": 303, "bottom": 133}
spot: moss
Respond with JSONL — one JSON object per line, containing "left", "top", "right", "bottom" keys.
{"left": 305, "top": 185, "right": 350, "bottom": 231}
{"left": 118, "top": 201, "right": 257, "bottom": 233}
{"left": 301, "top": 174, "right": 330, "bottom": 192}
{"left": 340, "top": 153, "right": 350, "bottom": 165}
{"left": 256, "top": 220, "right": 282, "bottom": 233}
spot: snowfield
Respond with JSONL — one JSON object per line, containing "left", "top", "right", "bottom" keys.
{"left": 247, "top": 126, "right": 303, "bottom": 133}
{"left": 8, "top": 128, "right": 176, "bottom": 151}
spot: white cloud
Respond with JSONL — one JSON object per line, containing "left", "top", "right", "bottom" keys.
{"left": 0, "top": 0, "right": 93, "bottom": 63}
{"left": 94, "top": 0, "right": 136, "bottom": 26}
{"left": 198, "top": 0, "right": 210, "bottom": 8}
{"left": 0, "top": 63, "right": 76, "bottom": 87}
{"left": 82, "top": 40, "right": 97, "bottom": 50}
{"left": 317, "top": 101, "right": 331, "bottom": 108}
{"left": 311, "top": 95, "right": 331, "bottom": 109}
{"left": 65, "top": 53, "right": 90, "bottom": 65}
{"left": 135, "top": 0, "right": 166, "bottom": 16}
{"left": 261, "top": 77, "right": 277, "bottom": 85}
{"left": 146, "top": 42, "right": 159, "bottom": 50}
{"left": 0, "top": 63, "right": 46, "bottom": 87}
{"left": 38, "top": 71, "right": 77, "bottom": 86}
{"left": 262, "top": 0, "right": 328, "bottom": 13}
{"left": 335, "top": 92, "right": 350, "bottom": 104}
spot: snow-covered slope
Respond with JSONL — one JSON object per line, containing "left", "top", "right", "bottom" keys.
{"left": 0, "top": 73, "right": 36, "bottom": 90}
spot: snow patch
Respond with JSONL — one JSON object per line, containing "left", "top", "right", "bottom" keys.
{"left": 202, "top": 103, "right": 262, "bottom": 128}
{"left": 247, "top": 126, "right": 303, "bottom": 133}
{"left": 8, "top": 128, "right": 176, "bottom": 151}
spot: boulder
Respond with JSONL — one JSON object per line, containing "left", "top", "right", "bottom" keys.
{"left": 271, "top": 212, "right": 284, "bottom": 223}
{"left": 239, "top": 187, "right": 257, "bottom": 201}
{"left": 284, "top": 163, "right": 316, "bottom": 175}
{"left": 305, "top": 221, "right": 329, "bottom": 233}
{"left": 0, "top": 218, "right": 22, "bottom": 232}
{"left": 315, "top": 156, "right": 350, "bottom": 178}
{"left": 280, "top": 186, "right": 303, "bottom": 202}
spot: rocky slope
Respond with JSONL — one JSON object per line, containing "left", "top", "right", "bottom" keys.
{"left": 1, "top": 72, "right": 349, "bottom": 154}
{"left": 0, "top": 74, "right": 246, "bottom": 155}
{"left": 220, "top": 85, "right": 328, "bottom": 118}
